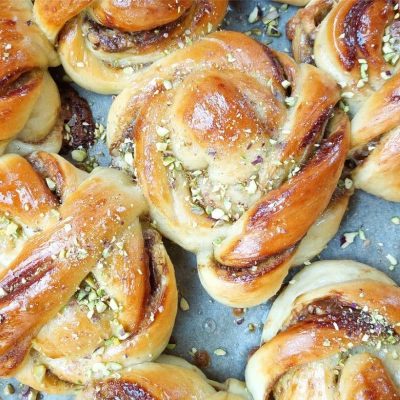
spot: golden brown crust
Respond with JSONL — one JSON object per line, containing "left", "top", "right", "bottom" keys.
{"left": 0, "top": 152, "right": 177, "bottom": 393}
{"left": 288, "top": 0, "right": 400, "bottom": 201}
{"left": 246, "top": 261, "right": 400, "bottom": 400}
{"left": 33, "top": 0, "right": 228, "bottom": 94}
{"left": 215, "top": 122, "right": 349, "bottom": 267}
{"left": 0, "top": 1, "right": 62, "bottom": 155}
{"left": 107, "top": 31, "right": 350, "bottom": 307}
{"left": 77, "top": 355, "right": 249, "bottom": 400}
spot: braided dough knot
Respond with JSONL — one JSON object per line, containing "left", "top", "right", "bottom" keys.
{"left": 288, "top": 0, "right": 400, "bottom": 201}
{"left": 246, "top": 260, "right": 400, "bottom": 400}
{"left": 33, "top": 0, "right": 228, "bottom": 94}
{"left": 0, "top": 0, "right": 62, "bottom": 155}
{"left": 0, "top": 152, "right": 177, "bottom": 393}
{"left": 107, "top": 31, "right": 351, "bottom": 307}
{"left": 78, "top": 355, "right": 250, "bottom": 400}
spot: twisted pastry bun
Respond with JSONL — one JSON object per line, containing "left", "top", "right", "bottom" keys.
{"left": 0, "top": 152, "right": 177, "bottom": 394}
{"left": 78, "top": 355, "right": 250, "bottom": 400}
{"left": 107, "top": 31, "right": 351, "bottom": 307}
{"left": 246, "top": 260, "right": 400, "bottom": 400}
{"left": 0, "top": 0, "right": 62, "bottom": 155}
{"left": 288, "top": 0, "right": 400, "bottom": 201}
{"left": 33, "top": 0, "right": 228, "bottom": 94}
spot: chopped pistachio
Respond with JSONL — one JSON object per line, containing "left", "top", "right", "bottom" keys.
{"left": 111, "top": 319, "right": 130, "bottom": 340}
{"left": 214, "top": 348, "right": 227, "bottom": 356}
{"left": 64, "top": 223, "right": 72, "bottom": 232}
{"left": 356, "top": 79, "right": 365, "bottom": 88}
{"left": 163, "top": 156, "right": 176, "bottom": 166}
{"left": 211, "top": 208, "right": 225, "bottom": 220}
{"left": 341, "top": 231, "right": 358, "bottom": 248}
{"left": 33, "top": 364, "right": 46, "bottom": 382}
{"left": 227, "top": 53, "right": 236, "bottom": 63}
{"left": 285, "top": 96, "right": 296, "bottom": 107}
{"left": 323, "top": 339, "right": 331, "bottom": 347}
{"left": 46, "top": 177, "right": 56, "bottom": 191}
{"left": 360, "top": 62, "right": 368, "bottom": 81}
{"left": 109, "top": 298, "right": 119, "bottom": 311}
{"left": 156, "top": 126, "right": 170, "bottom": 137}
{"left": 246, "top": 179, "right": 258, "bottom": 194}
{"left": 71, "top": 149, "right": 87, "bottom": 162}
{"left": 167, "top": 343, "right": 176, "bottom": 350}
{"left": 4, "top": 383, "right": 15, "bottom": 395}
{"left": 180, "top": 297, "right": 190, "bottom": 311}
{"left": 266, "top": 22, "right": 280, "bottom": 37}
{"left": 105, "top": 336, "right": 120, "bottom": 347}
{"left": 191, "top": 204, "right": 205, "bottom": 215}
{"left": 163, "top": 80, "right": 172, "bottom": 90}
{"left": 213, "top": 237, "right": 223, "bottom": 246}
{"left": 391, "top": 216, "right": 400, "bottom": 225}
{"left": 339, "top": 101, "right": 350, "bottom": 113}
{"left": 263, "top": 6, "right": 279, "bottom": 24}
{"left": 156, "top": 142, "right": 168, "bottom": 152}
{"left": 6, "top": 221, "right": 19, "bottom": 236}
{"left": 248, "top": 6, "right": 259, "bottom": 23}
{"left": 341, "top": 91, "right": 354, "bottom": 99}
{"left": 124, "top": 151, "right": 134, "bottom": 165}
{"left": 361, "top": 334, "right": 370, "bottom": 342}
{"left": 344, "top": 178, "right": 353, "bottom": 189}
{"left": 106, "top": 362, "right": 122, "bottom": 371}
{"left": 96, "top": 301, "right": 107, "bottom": 313}
{"left": 386, "top": 254, "right": 398, "bottom": 266}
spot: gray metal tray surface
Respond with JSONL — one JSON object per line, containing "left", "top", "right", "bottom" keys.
{"left": 1, "top": 1, "right": 400, "bottom": 398}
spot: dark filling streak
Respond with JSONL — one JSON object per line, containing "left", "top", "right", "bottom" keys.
{"left": 84, "top": 10, "right": 187, "bottom": 53}
{"left": 347, "top": 138, "right": 379, "bottom": 168}
{"left": 136, "top": 228, "right": 168, "bottom": 332}
{"left": 216, "top": 247, "right": 295, "bottom": 283}
{"left": 299, "top": 106, "right": 333, "bottom": 149}
{"left": 260, "top": 45, "right": 286, "bottom": 84}
{"left": 0, "top": 252, "right": 54, "bottom": 309}
{"left": 0, "top": 69, "right": 41, "bottom": 99}
{"left": 93, "top": 381, "right": 154, "bottom": 400}
{"left": 27, "top": 153, "right": 64, "bottom": 204}
{"left": 143, "top": 230, "right": 158, "bottom": 296}
{"left": 341, "top": 0, "right": 374, "bottom": 70}
{"left": 59, "top": 84, "right": 95, "bottom": 150}
{"left": 347, "top": 91, "right": 400, "bottom": 168}
{"left": 286, "top": 0, "right": 334, "bottom": 64}
{"left": 292, "top": 297, "right": 397, "bottom": 340}
{"left": 84, "top": 0, "right": 214, "bottom": 53}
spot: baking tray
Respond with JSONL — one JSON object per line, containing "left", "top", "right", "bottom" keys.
{"left": 1, "top": 1, "right": 400, "bottom": 398}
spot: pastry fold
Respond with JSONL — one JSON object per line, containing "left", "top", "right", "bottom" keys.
{"left": 288, "top": 0, "right": 400, "bottom": 201}
{"left": 107, "top": 31, "right": 351, "bottom": 307}
{"left": 0, "top": 0, "right": 62, "bottom": 155}
{"left": 33, "top": 0, "right": 228, "bottom": 94}
{"left": 0, "top": 152, "right": 177, "bottom": 394}
{"left": 246, "top": 260, "right": 400, "bottom": 400}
